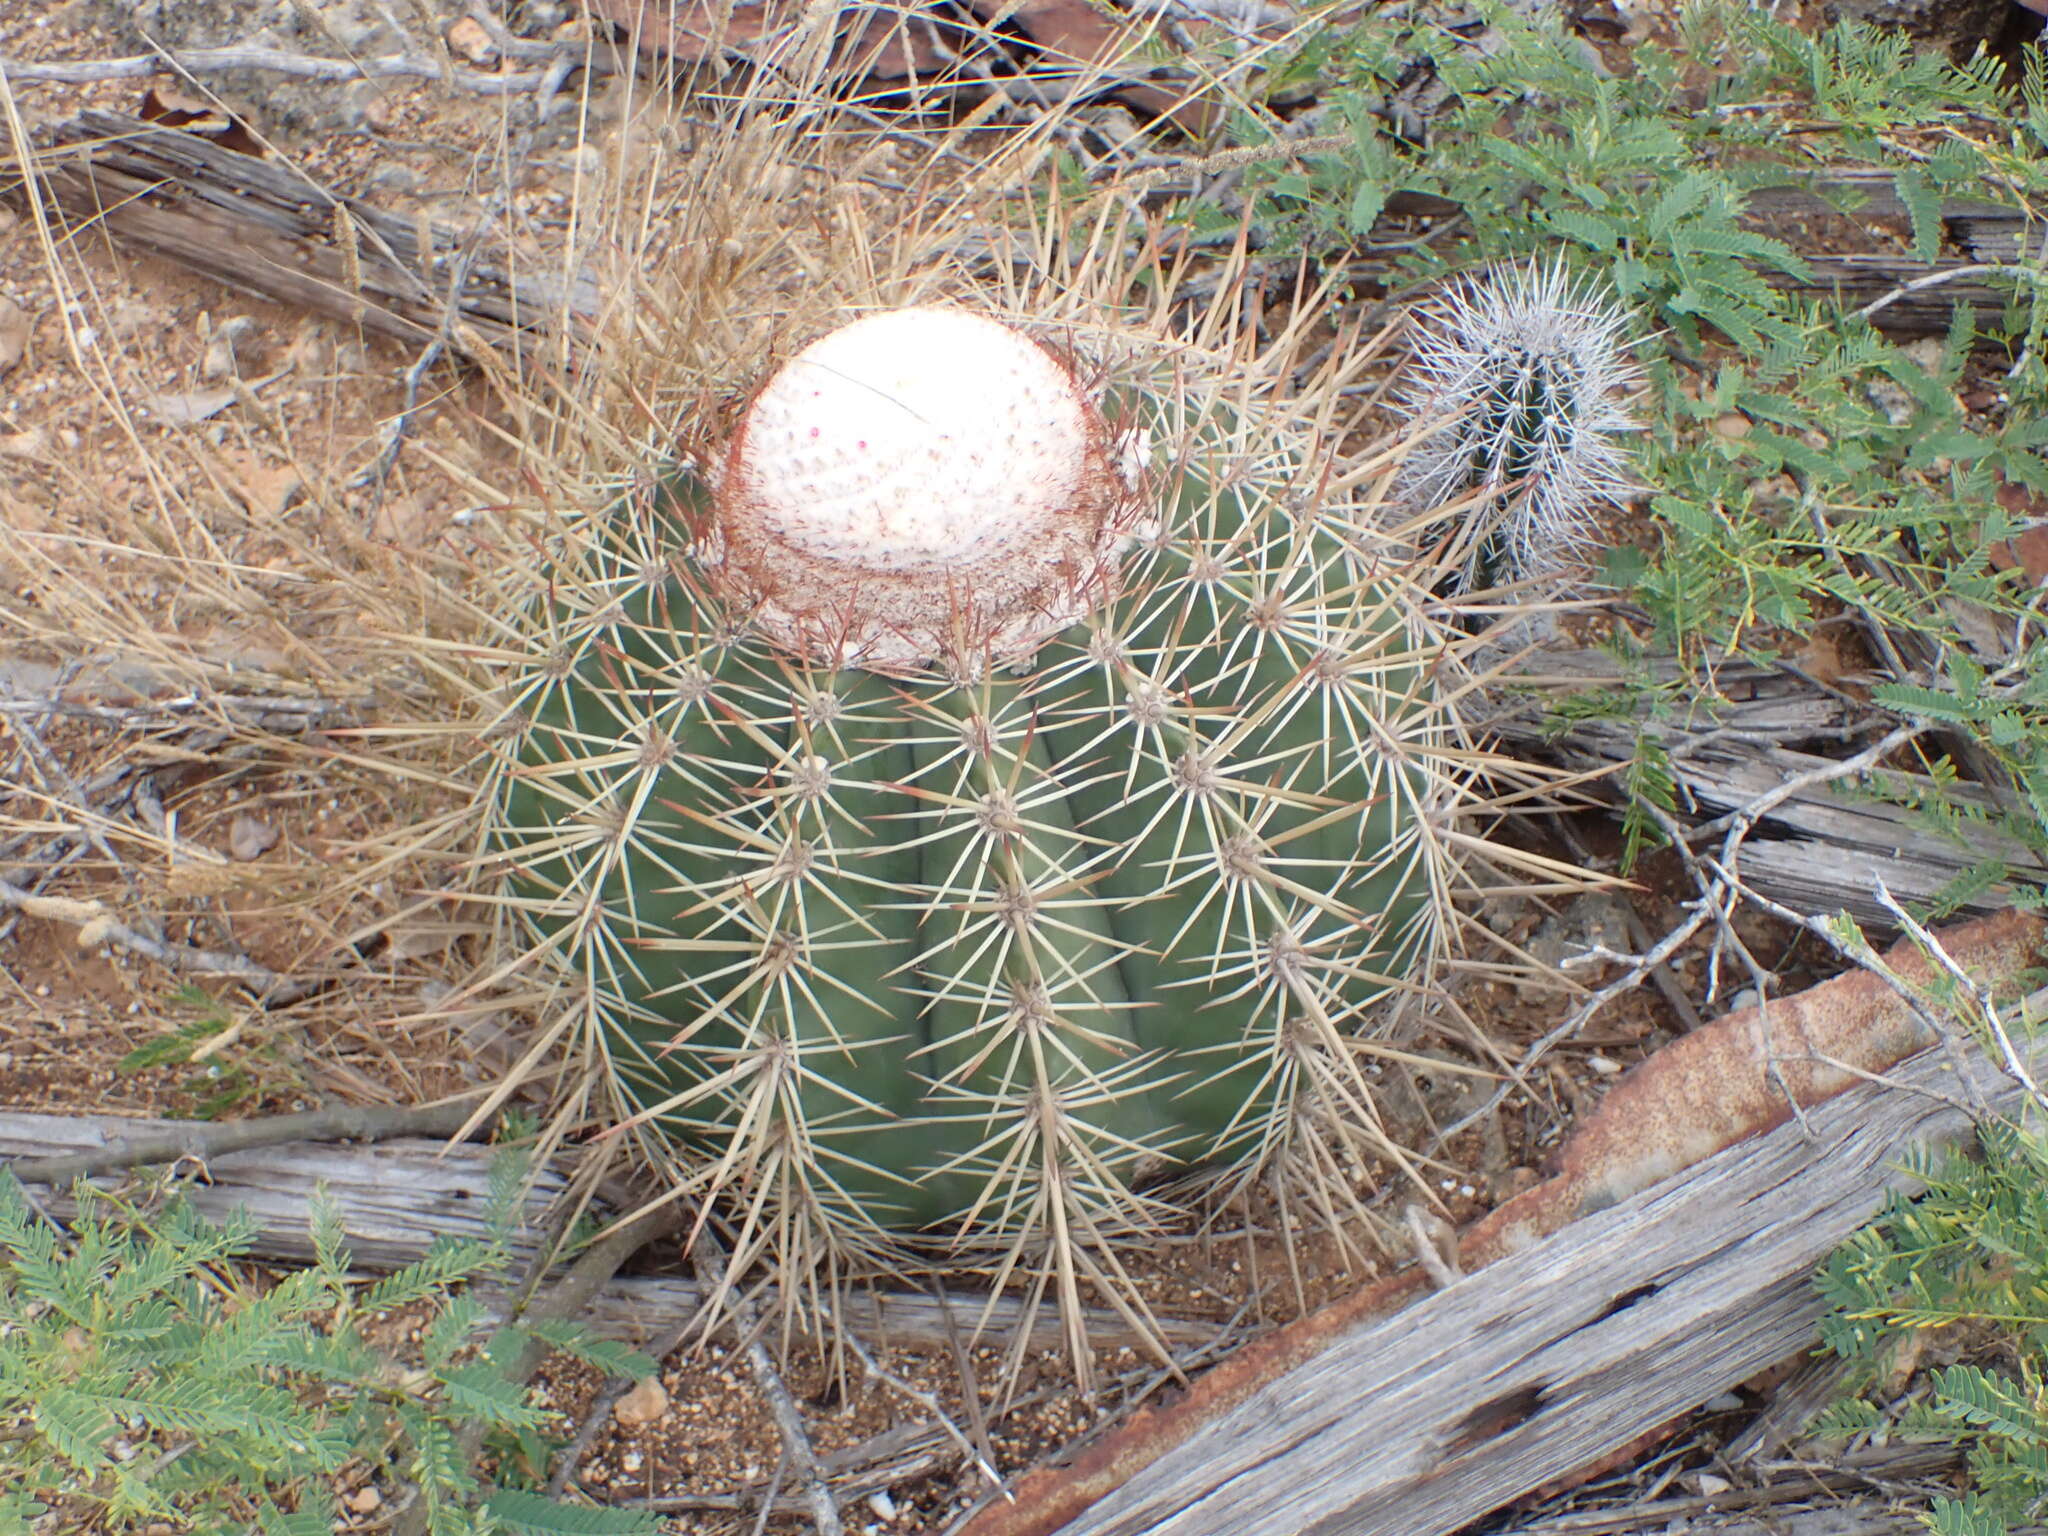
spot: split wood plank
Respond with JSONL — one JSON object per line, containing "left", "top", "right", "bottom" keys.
{"left": 1479, "top": 646, "right": 2048, "bottom": 927}
{"left": 0, "top": 1110, "right": 1212, "bottom": 1352}
{"left": 1035, "top": 1008, "right": 2048, "bottom": 1536}
{"left": 4, "top": 110, "right": 597, "bottom": 358}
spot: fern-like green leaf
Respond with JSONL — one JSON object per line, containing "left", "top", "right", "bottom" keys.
{"left": 1934, "top": 1366, "right": 2044, "bottom": 1442}
{"left": 518, "top": 1318, "right": 657, "bottom": 1381}
{"left": 483, "top": 1489, "right": 666, "bottom": 1535}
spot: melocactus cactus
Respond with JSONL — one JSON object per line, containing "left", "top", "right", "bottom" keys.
{"left": 486, "top": 304, "right": 1461, "bottom": 1364}
{"left": 1395, "top": 256, "right": 1639, "bottom": 592}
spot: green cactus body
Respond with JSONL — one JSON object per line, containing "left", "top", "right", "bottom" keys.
{"left": 488, "top": 317, "right": 1449, "bottom": 1268}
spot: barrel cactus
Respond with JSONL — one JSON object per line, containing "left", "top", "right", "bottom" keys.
{"left": 482, "top": 303, "right": 1466, "bottom": 1369}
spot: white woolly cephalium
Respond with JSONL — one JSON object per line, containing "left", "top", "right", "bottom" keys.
{"left": 1394, "top": 257, "right": 1640, "bottom": 591}
{"left": 710, "top": 308, "right": 1147, "bottom": 672}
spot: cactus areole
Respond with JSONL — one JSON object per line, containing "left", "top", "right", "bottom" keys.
{"left": 495, "top": 306, "right": 1449, "bottom": 1252}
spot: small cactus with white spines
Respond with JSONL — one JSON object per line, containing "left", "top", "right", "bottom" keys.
{"left": 1395, "top": 257, "right": 1640, "bottom": 592}
{"left": 483, "top": 303, "right": 1474, "bottom": 1376}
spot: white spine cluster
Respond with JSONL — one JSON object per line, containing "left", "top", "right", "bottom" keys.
{"left": 1394, "top": 256, "right": 1640, "bottom": 591}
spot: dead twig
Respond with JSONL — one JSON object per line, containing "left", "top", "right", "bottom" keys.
{"left": 1876, "top": 880, "right": 2048, "bottom": 1119}
{"left": 5, "top": 1099, "right": 485, "bottom": 1185}
{"left": 1703, "top": 871, "right": 2003, "bottom": 1126}
{"left": 5, "top": 685, "right": 143, "bottom": 902}
{"left": 0, "top": 877, "right": 315, "bottom": 1001}
{"left": 1434, "top": 722, "right": 1930, "bottom": 1153}
{"left": 930, "top": 1283, "right": 1004, "bottom": 1499}
{"left": 0, "top": 41, "right": 604, "bottom": 96}
{"left": 841, "top": 1324, "right": 1004, "bottom": 1496}
{"left": 0, "top": 670, "right": 366, "bottom": 735}
{"left": 351, "top": 86, "right": 563, "bottom": 508}
{"left": 690, "top": 1231, "right": 845, "bottom": 1536}
{"left": 1855, "top": 261, "right": 2048, "bottom": 320}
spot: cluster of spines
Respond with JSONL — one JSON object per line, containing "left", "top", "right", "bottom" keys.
{"left": 1394, "top": 256, "right": 1640, "bottom": 592}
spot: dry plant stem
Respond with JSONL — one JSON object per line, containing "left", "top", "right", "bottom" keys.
{"left": 0, "top": 687, "right": 365, "bottom": 735}
{"left": 691, "top": 1233, "right": 845, "bottom": 1536}
{"left": 1855, "top": 262, "right": 2048, "bottom": 320}
{"left": 1695, "top": 720, "right": 1926, "bottom": 852}
{"left": 1648, "top": 799, "right": 1821, "bottom": 1137}
{"left": 354, "top": 106, "right": 552, "bottom": 506}
{"left": 0, "top": 873, "right": 309, "bottom": 1000}
{"left": 390, "top": 1199, "right": 688, "bottom": 1536}
{"left": 1876, "top": 882, "right": 2048, "bottom": 1117}
{"left": 5, "top": 700, "right": 141, "bottom": 903}
{"left": 0, "top": 40, "right": 606, "bottom": 96}
{"left": 1707, "top": 870, "right": 1999, "bottom": 1117}
{"left": 616, "top": 1401, "right": 1063, "bottom": 1516}
{"left": 1434, "top": 721, "right": 1929, "bottom": 1152}
{"left": 1681, "top": 724, "right": 1934, "bottom": 1134}
{"left": 1620, "top": 897, "right": 1706, "bottom": 1035}
{"left": 1673, "top": 781, "right": 2009, "bottom": 1130}
{"left": 932, "top": 1285, "right": 1003, "bottom": 1496}
{"left": 0, "top": 669, "right": 363, "bottom": 990}
{"left": 0, "top": 845, "right": 83, "bottom": 944}
{"left": 841, "top": 1325, "right": 1004, "bottom": 1495}
{"left": 5, "top": 1099, "right": 482, "bottom": 1185}
{"left": 1434, "top": 898, "right": 1712, "bottom": 1153}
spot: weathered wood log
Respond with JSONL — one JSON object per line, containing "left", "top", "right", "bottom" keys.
{"left": 0, "top": 654, "right": 371, "bottom": 734}
{"left": 1479, "top": 646, "right": 2048, "bottom": 927}
{"left": 1358, "top": 171, "right": 2045, "bottom": 334}
{"left": 0, "top": 1110, "right": 1213, "bottom": 1352}
{"left": 1009, "top": 974, "right": 2048, "bottom": 1536}
{"left": 1748, "top": 167, "right": 2040, "bottom": 268}
{"left": 15, "top": 112, "right": 2037, "bottom": 369}
{"left": 1503, "top": 1452, "right": 2048, "bottom": 1536}
{"left": 0, "top": 1110, "right": 567, "bottom": 1268}
{"left": 2, "top": 110, "right": 596, "bottom": 358}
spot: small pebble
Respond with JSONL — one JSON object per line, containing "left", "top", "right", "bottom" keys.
{"left": 445, "top": 14, "right": 498, "bottom": 64}
{"left": 228, "top": 812, "right": 279, "bottom": 862}
{"left": 613, "top": 1374, "right": 669, "bottom": 1427}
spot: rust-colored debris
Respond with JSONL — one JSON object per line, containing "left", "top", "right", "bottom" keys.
{"left": 957, "top": 907, "right": 2047, "bottom": 1536}
{"left": 584, "top": 0, "right": 1282, "bottom": 131}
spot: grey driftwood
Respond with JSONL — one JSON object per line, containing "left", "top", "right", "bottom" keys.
{"left": 1480, "top": 645, "right": 2048, "bottom": 927}
{"left": 1033, "top": 1011, "right": 2047, "bottom": 1536}
{"left": 0, "top": 1110, "right": 1210, "bottom": 1352}
{"left": 6, "top": 110, "right": 596, "bottom": 357}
